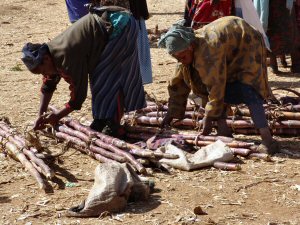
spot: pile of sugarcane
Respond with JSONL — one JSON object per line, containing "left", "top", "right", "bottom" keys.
{"left": 123, "top": 100, "right": 300, "bottom": 136}
{"left": 42, "top": 117, "right": 259, "bottom": 172}
{"left": 124, "top": 124, "right": 272, "bottom": 165}
{"left": 42, "top": 118, "right": 183, "bottom": 175}
{"left": 0, "top": 120, "right": 54, "bottom": 190}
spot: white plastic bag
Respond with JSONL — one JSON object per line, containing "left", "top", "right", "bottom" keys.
{"left": 159, "top": 140, "right": 234, "bottom": 171}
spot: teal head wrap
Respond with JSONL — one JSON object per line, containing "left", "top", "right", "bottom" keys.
{"left": 158, "top": 21, "right": 196, "bottom": 54}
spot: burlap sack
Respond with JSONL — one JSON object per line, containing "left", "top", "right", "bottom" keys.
{"left": 66, "top": 162, "right": 149, "bottom": 217}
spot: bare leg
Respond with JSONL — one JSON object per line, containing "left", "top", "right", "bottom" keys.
{"left": 248, "top": 104, "right": 280, "bottom": 154}
{"left": 259, "top": 127, "right": 273, "bottom": 146}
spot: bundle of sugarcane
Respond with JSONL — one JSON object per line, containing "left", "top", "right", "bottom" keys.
{"left": 42, "top": 118, "right": 180, "bottom": 175}
{"left": 124, "top": 100, "right": 300, "bottom": 136}
{"left": 0, "top": 121, "right": 54, "bottom": 190}
{"left": 124, "top": 125, "right": 271, "bottom": 165}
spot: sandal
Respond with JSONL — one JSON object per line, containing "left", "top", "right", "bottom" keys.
{"left": 256, "top": 140, "right": 280, "bottom": 155}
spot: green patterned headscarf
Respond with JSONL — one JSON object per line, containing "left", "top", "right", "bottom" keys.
{"left": 158, "top": 21, "right": 196, "bottom": 54}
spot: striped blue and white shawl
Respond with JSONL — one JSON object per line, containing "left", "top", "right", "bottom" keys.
{"left": 90, "top": 16, "right": 146, "bottom": 119}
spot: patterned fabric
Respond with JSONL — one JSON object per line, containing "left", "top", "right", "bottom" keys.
{"left": 66, "top": 0, "right": 91, "bottom": 23}
{"left": 167, "top": 16, "right": 270, "bottom": 119}
{"left": 234, "top": 0, "right": 270, "bottom": 50}
{"left": 184, "top": 0, "right": 233, "bottom": 29}
{"left": 137, "top": 19, "right": 152, "bottom": 84}
{"left": 90, "top": 16, "right": 146, "bottom": 119}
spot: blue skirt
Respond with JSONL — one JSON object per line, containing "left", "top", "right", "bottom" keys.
{"left": 137, "top": 19, "right": 153, "bottom": 84}
{"left": 66, "top": 0, "right": 90, "bottom": 23}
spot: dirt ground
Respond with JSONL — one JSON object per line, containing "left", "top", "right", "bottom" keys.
{"left": 0, "top": 0, "right": 300, "bottom": 224}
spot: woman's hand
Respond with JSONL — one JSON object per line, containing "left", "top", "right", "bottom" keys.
{"left": 33, "top": 112, "right": 60, "bottom": 130}
{"left": 33, "top": 115, "right": 47, "bottom": 130}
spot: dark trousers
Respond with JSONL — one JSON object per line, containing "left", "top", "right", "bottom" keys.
{"left": 224, "top": 81, "right": 268, "bottom": 128}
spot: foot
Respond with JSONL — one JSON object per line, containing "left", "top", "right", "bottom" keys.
{"left": 90, "top": 119, "right": 106, "bottom": 132}
{"left": 101, "top": 120, "right": 125, "bottom": 138}
{"left": 256, "top": 140, "right": 280, "bottom": 155}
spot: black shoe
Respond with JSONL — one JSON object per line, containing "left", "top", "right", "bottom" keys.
{"left": 101, "top": 120, "right": 125, "bottom": 138}
{"left": 90, "top": 119, "right": 107, "bottom": 132}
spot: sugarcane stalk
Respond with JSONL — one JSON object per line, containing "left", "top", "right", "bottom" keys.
{"left": 213, "top": 162, "right": 241, "bottom": 171}
{"left": 145, "top": 111, "right": 167, "bottom": 118}
{"left": 234, "top": 128, "right": 300, "bottom": 135}
{"left": 126, "top": 113, "right": 300, "bottom": 130}
{"left": 0, "top": 122, "right": 11, "bottom": 133}
{"left": 153, "top": 151, "right": 180, "bottom": 159}
{"left": 277, "top": 111, "right": 300, "bottom": 120}
{"left": 0, "top": 128, "right": 54, "bottom": 179}
{"left": 231, "top": 148, "right": 252, "bottom": 156}
{"left": 89, "top": 145, "right": 126, "bottom": 163}
{"left": 125, "top": 125, "right": 162, "bottom": 134}
{"left": 125, "top": 125, "right": 234, "bottom": 143}
{"left": 230, "top": 119, "right": 300, "bottom": 129}
{"left": 93, "top": 139, "right": 145, "bottom": 174}
{"left": 23, "top": 148, "right": 54, "bottom": 179}
{"left": 127, "top": 142, "right": 179, "bottom": 160}
{"left": 146, "top": 101, "right": 157, "bottom": 106}
{"left": 54, "top": 131, "right": 115, "bottom": 164}
{"left": 0, "top": 128, "right": 24, "bottom": 148}
{"left": 138, "top": 103, "right": 198, "bottom": 113}
{"left": 55, "top": 131, "right": 87, "bottom": 148}
{"left": 145, "top": 111, "right": 205, "bottom": 119}
{"left": 0, "top": 123, "right": 26, "bottom": 145}
{"left": 159, "top": 133, "right": 234, "bottom": 143}
{"left": 185, "top": 139, "right": 254, "bottom": 148}
{"left": 64, "top": 119, "right": 127, "bottom": 148}
{"left": 94, "top": 153, "right": 115, "bottom": 163}
{"left": 136, "top": 158, "right": 150, "bottom": 166}
{"left": 0, "top": 137, "right": 45, "bottom": 189}
{"left": 271, "top": 128, "right": 300, "bottom": 135}
{"left": 136, "top": 105, "right": 169, "bottom": 113}
{"left": 55, "top": 124, "right": 90, "bottom": 142}
{"left": 281, "top": 104, "right": 300, "bottom": 112}
{"left": 128, "top": 148, "right": 155, "bottom": 158}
